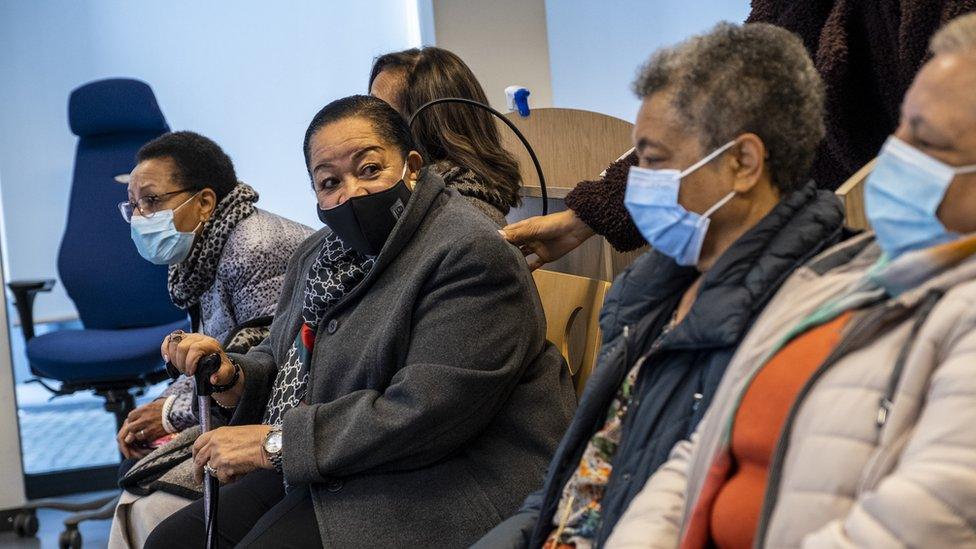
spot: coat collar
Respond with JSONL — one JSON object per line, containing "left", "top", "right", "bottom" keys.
{"left": 897, "top": 252, "right": 976, "bottom": 307}
{"left": 664, "top": 182, "right": 845, "bottom": 349}
{"left": 320, "top": 168, "right": 447, "bottom": 319}
{"left": 820, "top": 232, "right": 976, "bottom": 309}
{"left": 371, "top": 167, "right": 445, "bottom": 271}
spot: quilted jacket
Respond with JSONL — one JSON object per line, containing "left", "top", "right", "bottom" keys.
{"left": 608, "top": 233, "right": 976, "bottom": 548}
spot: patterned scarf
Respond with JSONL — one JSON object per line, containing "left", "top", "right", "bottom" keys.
{"left": 780, "top": 232, "right": 976, "bottom": 340}
{"left": 263, "top": 233, "right": 374, "bottom": 427}
{"left": 870, "top": 233, "right": 976, "bottom": 296}
{"left": 168, "top": 183, "right": 259, "bottom": 309}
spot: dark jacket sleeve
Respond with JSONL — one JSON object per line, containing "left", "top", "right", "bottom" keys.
{"left": 280, "top": 232, "right": 547, "bottom": 483}
{"left": 563, "top": 151, "right": 644, "bottom": 252}
{"left": 471, "top": 488, "right": 545, "bottom": 549}
{"left": 225, "top": 339, "right": 278, "bottom": 425}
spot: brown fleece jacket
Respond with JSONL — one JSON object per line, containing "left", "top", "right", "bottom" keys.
{"left": 749, "top": 0, "right": 976, "bottom": 190}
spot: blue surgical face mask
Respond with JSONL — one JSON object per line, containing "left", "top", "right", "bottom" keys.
{"left": 130, "top": 193, "right": 202, "bottom": 265}
{"left": 624, "top": 140, "right": 737, "bottom": 266}
{"left": 865, "top": 136, "right": 976, "bottom": 259}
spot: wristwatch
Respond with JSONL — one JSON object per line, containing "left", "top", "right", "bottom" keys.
{"left": 263, "top": 426, "right": 283, "bottom": 472}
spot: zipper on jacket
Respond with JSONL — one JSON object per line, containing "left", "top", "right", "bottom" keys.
{"left": 876, "top": 289, "right": 945, "bottom": 428}
{"left": 622, "top": 325, "right": 630, "bottom": 377}
{"left": 752, "top": 301, "right": 913, "bottom": 548}
{"left": 532, "top": 324, "right": 636, "bottom": 548}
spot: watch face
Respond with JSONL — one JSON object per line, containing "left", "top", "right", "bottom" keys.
{"left": 265, "top": 430, "right": 283, "bottom": 454}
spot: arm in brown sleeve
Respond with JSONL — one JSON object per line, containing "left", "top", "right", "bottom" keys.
{"left": 563, "top": 151, "right": 645, "bottom": 252}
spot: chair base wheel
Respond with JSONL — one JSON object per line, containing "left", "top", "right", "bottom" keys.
{"left": 59, "top": 527, "right": 82, "bottom": 549}
{"left": 13, "top": 511, "right": 39, "bottom": 537}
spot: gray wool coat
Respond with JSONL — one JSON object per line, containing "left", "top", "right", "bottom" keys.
{"left": 225, "top": 170, "right": 577, "bottom": 548}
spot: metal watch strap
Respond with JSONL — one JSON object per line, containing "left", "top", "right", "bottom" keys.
{"left": 266, "top": 426, "right": 284, "bottom": 472}
{"left": 269, "top": 450, "right": 283, "bottom": 473}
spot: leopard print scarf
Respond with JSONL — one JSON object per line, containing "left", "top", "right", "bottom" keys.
{"left": 168, "top": 183, "right": 259, "bottom": 310}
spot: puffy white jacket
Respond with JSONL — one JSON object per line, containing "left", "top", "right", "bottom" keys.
{"left": 607, "top": 233, "right": 976, "bottom": 549}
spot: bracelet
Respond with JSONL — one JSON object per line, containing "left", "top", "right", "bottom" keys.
{"left": 160, "top": 395, "right": 178, "bottom": 434}
{"left": 211, "top": 361, "right": 241, "bottom": 393}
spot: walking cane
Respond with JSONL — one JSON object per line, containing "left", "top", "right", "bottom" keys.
{"left": 195, "top": 354, "right": 222, "bottom": 549}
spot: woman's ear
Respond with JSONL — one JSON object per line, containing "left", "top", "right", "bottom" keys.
{"left": 196, "top": 188, "right": 218, "bottom": 225}
{"left": 729, "top": 133, "right": 766, "bottom": 194}
{"left": 406, "top": 151, "right": 424, "bottom": 188}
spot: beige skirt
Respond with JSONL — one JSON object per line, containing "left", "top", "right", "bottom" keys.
{"left": 108, "top": 489, "right": 192, "bottom": 548}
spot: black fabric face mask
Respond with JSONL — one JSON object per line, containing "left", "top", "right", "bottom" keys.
{"left": 317, "top": 178, "right": 413, "bottom": 256}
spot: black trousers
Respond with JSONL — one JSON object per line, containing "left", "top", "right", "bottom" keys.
{"left": 145, "top": 469, "right": 321, "bottom": 548}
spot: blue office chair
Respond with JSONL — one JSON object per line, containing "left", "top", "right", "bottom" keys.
{"left": 6, "top": 78, "right": 189, "bottom": 548}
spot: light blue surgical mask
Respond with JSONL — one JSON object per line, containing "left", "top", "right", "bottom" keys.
{"left": 130, "top": 193, "right": 202, "bottom": 265}
{"left": 865, "top": 136, "right": 976, "bottom": 259}
{"left": 624, "top": 141, "right": 737, "bottom": 266}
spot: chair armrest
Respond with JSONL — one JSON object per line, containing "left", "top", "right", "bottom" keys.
{"left": 7, "top": 278, "right": 56, "bottom": 341}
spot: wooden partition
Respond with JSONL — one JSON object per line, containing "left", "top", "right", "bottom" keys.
{"left": 498, "top": 108, "right": 644, "bottom": 281}
{"left": 532, "top": 270, "right": 610, "bottom": 396}
{"left": 497, "top": 108, "right": 876, "bottom": 278}
{"left": 834, "top": 158, "right": 875, "bottom": 231}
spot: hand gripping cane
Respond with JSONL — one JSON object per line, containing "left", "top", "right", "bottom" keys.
{"left": 195, "top": 354, "right": 222, "bottom": 549}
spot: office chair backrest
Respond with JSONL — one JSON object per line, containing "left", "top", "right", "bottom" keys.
{"left": 58, "top": 78, "right": 185, "bottom": 330}
{"left": 531, "top": 269, "right": 610, "bottom": 397}
{"left": 835, "top": 158, "right": 876, "bottom": 231}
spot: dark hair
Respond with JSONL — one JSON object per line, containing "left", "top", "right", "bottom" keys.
{"left": 369, "top": 47, "right": 521, "bottom": 207}
{"left": 303, "top": 95, "right": 418, "bottom": 175}
{"left": 633, "top": 22, "right": 825, "bottom": 193}
{"left": 136, "top": 131, "right": 238, "bottom": 201}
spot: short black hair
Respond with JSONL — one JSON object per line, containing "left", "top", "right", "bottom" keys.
{"left": 136, "top": 131, "right": 238, "bottom": 201}
{"left": 303, "top": 95, "right": 419, "bottom": 176}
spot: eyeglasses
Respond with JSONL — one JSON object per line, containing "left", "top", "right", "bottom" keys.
{"left": 118, "top": 189, "right": 194, "bottom": 223}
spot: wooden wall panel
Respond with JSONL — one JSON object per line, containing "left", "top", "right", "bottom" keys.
{"left": 498, "top": 108, "right": 643, "bottom": 281}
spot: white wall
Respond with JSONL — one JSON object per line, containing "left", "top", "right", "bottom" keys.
{"left": 429, "top": 0, "right": 553, "bottom": 111}
{"left": 0, "top": 0, "right": 420, "bottom": 322}
{"left": 1, "top": 0, "right": 757, "bottom": 324}
{"left": 545, "top": 0, "right": 751, "bottom": 122}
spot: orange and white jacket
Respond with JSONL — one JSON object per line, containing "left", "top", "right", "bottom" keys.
{"left": 607, "top": 233, "right": 976, "bottom": 549}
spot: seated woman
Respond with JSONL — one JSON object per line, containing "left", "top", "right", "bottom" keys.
{"left": 110, "top": 131, "right": 311, "bottom": 548}
{"left": 608, "top": 13, "right": 976, "bottom": 549}
{"left": 145, "top": 95, "right": 576, "bottom": 548}
{"left": 369, "top": 46, "right": 521, "bottom": 226}
{"left": 476, "top": 22, "right": 846, "bottom": 549}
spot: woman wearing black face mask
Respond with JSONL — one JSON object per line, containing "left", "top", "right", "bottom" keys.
{"left": 144, "top": 95, "right": 576, "bottom": 548}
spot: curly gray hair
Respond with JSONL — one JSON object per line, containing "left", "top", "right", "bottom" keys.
{"left": 633, "top": 22, "right": 825, "bottom": 193}
{"left": 931, "top": 12, "right": 976, "bottom": 54}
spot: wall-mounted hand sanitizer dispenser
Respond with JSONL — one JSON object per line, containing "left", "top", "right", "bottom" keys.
{"left": 504, "top": 86, "right": 531, "bottom": 117}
